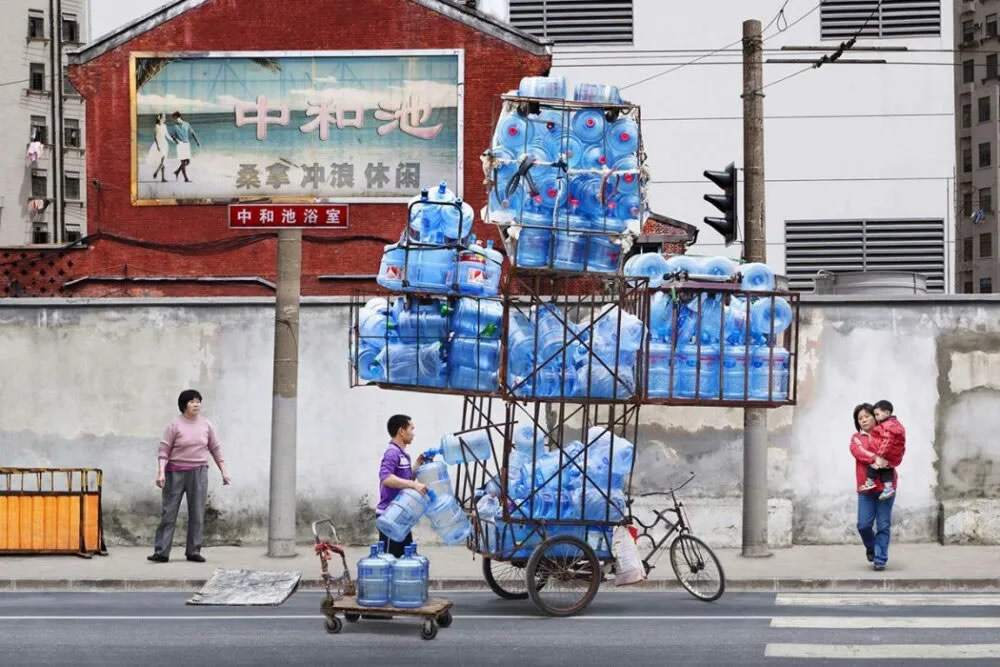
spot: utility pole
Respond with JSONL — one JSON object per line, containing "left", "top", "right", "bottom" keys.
{"left": 268, "top": 229, "right": 302, "bottom": 557}
{"left": 741, "top": 18, "right": 770, "bottom": 558}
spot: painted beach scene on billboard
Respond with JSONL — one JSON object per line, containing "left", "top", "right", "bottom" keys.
{"left": 133, "top": 52, "right": 461, "bottom": 203}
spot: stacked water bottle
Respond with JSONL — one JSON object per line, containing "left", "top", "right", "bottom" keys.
{"left": 505, "top": 302, "right": 646, "bottom": 400}
{"left": 475, "top": 424, "right": 631, "bottom": 558}
{"left": 356, "top": 541, "right": 431, "bottom": 608}
{"left": 377, "top": 181, "right": 503, "bottom": 297}
{"left": 625, "top": 253, "right": 794, "bottom": 401}
{"left": 487, "top": 76, "right": 643, "bottom": 274}
{"left": 354, "top": 294, "right": 504, "bottom": 392}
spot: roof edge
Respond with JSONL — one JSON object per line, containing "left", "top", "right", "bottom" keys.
{"left": 70, "top": 0, "right": 208, "bottom": 65}
{"left": 418, "top": 0, "right": 551, "bottom": 56}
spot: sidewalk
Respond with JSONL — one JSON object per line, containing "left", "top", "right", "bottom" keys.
{"left": 2, "top": 544, "right": 998, "bottom": 592}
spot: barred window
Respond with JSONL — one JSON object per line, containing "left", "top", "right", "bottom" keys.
{"left": 509, "top": 0, "right": 633, "bottom": 45}
{"left": 820, "top": 1, "right": 941, "bottom": 39}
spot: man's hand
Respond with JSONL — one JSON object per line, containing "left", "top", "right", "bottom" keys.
{"left": 414, "top": 453, "right": 426, "bottom": 467}
{"left": 156, "top": 472, "right": 165, "bottom": 488}
{"left": 411, "top": 481, "right": 428, "bottom": 495}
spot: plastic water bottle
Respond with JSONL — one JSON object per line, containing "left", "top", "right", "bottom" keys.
{"left": 612, "top": 192, "right": 642, "bottom": 222}
{"left": 573, "top": 82, "right": 622, "bottom": 105}
{"left": 373, "top": 342, "right": 418, "bottom": 385}
{"left": 571, "top": 108, "right": 606, "bottom": 144}
{"left": 411, "top": 543, "right": 430, "bottom": 602}
{"left": 605, "top": 118, "right": 639, "bottom": 162}
{"left": 610, "top": 156, "right": 640, "bottom": 196}
{"left": 357, "top": 545, "right": 391, "bottom": 607}
{"left": 448, "top": 363, "right": 498, "bottom": 392}
{"left": 531, "top": 108, "right": 566, "bottom": 142}
{"left": 417, "top": 342, "right": 448, "bottom": 388}
{"left": 359, "top": 307, "right": 396, "bottom": 344}
{"left": 676, "top": 343, "right": 721, "bottom": 398}
{"left": 741, "top": 262, "right": 776, "bottom": 291}
{"left": 587, "top": 235, "right": 621, "bottom": 273}
{"left": 375, "top": 488, "right": 429, "bottom": 543}
{"left": 439, "top": 429, "right": 494, "bottom": 464}
{"left": 377, "top": 244, "right": 408, "bottom": 291}
{"left": 564, "top": 135, "right": 585, "bottom": 169}
{"left": 519, "top": 75, "right": 567, "bottom": 99}
{"left": 588, "top": 440, "right": 635, "bottom": 488}
{"left": 495, "top": 112, "right": 535, "bottom": 152}
{"left": 408, "top": 189, "right": 443, "bottom": 244}
{"left": 750, "top": 296, "right": 793, "bottom": 341}
{"left": 447, "top": 337, "right": 501, "bottom": 371}
{"left": 624, "top": 252, "right": 670, "bottom": 287}
{"left": 572, "top": 487, "right": 626, "bottom": 521}
{"left": 515, "top": 227, "right": 552, "bottom": 269}
{"left": 424, "top": 489, "right": 472, "bottom": 545}
{"left": 389, "top": 545, "right": 426, "bottom": 609}
{"left": 579, "top": 357, "right": 634, "bottom": 399}
{"left": 664, "top": 254, "right": 701, "bottom": 279}
{"left": 409, "top": 248, "right": 457, "bottom": 293}
{"left": 476, "top": 491, "right": 500, "bottom": 520}
{"left": 594, "top": 305, "right": 645, "bottom": 351}
{"left": 648, "top": 290, "right": 674, "bottom": 342}
{"left": 701, "top": 255, "right": 735, "bottom": 278}
{"left": 723, "top": 296, "right": 749, "bottom": 345}
{"left": 506, "top": 313, "right": 537, "bottom": 375}
{"left": 450, "top": 297, "right": 503, "bottom": 339}
{"left": 721, "top": 345, "right": 749, "bottom": 400}
{"left": 647, "top": 341, "right": 673, "bottom": 397}
{"left": 695, "top": 294, "right": 724, "bottom": 344}
{"left": 571, "top": 176, "right": 611, "bottom": 221}
{"left": 396, "top": 309, "right": 448, "bottom": 341}
{"left": 552, "top": 232, "right": 587, "bottom": 271}
{"left": 415, "top": 458, "right": 452, "bottom": 500}
{"left": 482, "top": 241, "right": 503, "bottom": 296}
{"left": 749, "top": 346, "right": 790, "bottom": 400}
{"left": 439, "top": 198, "right": 475, "bottom": 243}
{"left": 581, "top": 143, "right": 608, "bottom": 171}
{"left": 457, "top": 246, "right": 489, "bottom": 296}
{"left": 513, "top": 423, "right": 547, "bottom": 457}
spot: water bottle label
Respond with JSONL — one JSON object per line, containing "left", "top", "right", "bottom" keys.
{"left": 465, "top": 268, "right": 486, "bottom": 285}
{"left": 384, "top": 265, "right": 402, "bottom": 280}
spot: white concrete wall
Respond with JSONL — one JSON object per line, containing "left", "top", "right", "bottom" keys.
{"left": 3, "top": 295, "right": 1000, "bottom": 546}
{"left": 549, "top": 0, "right": 955, "bottom": 287}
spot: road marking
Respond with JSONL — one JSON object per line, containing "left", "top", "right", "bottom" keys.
{"left": 765, "top": 644, "right": 1000, "bottom": 659}
{"left": 775, "top": 593, "right": 1000, "bottom": 607}
{"left": 771, "top": 616, "right": 1000, "bottom": 629}
{"left": 0, "top": 614, "right": 772, "bottom": 622}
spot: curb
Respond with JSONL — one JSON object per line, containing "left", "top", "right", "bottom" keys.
{"left": 4, "top": 577, "right": 999, "bottom": 592}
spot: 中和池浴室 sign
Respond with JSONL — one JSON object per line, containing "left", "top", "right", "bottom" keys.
{"left": 131, "top": 50, "right": 463, "bottom": 205}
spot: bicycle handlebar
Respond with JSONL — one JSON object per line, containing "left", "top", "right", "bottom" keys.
{"left": 636, "top": 472, "right": 696, "bottom": 497}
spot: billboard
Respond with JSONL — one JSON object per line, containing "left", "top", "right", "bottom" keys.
{"left": 130, "top": 50, "right": 464, "bottom": 205}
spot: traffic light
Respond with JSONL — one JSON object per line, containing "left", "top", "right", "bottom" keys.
{"left": 703, "top": 162, "right": 737, "bottom": 245}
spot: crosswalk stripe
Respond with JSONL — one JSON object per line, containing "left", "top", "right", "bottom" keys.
{"left": 775, "top": 593, "right": 1000, "bottom": 607}
{"left": 764, "top": 644, "right": 1000, "bottom": 659}
{"left": 771, "top": 616, "right": 1000, "bottom": 629}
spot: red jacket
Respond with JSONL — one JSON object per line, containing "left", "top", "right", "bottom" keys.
{"left": 870, "top": 415, "right": 906, "bottom": 466}
{"left": 850, "top": 431, "right": 898, "bottom": 492}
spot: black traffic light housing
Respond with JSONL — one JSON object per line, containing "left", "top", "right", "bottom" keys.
{"left": 703, "top": 162, "right": 738, "bottom": 245}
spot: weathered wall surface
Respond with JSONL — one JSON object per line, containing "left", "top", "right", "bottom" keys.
{"left": 2, "top": 295, "right": 999, "bottom": 546}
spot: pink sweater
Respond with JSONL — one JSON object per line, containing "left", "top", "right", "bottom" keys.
{"left": 158, "top": 415, "right": 224, "bottom": 470}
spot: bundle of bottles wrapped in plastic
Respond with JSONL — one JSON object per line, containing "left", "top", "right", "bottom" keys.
{"left": 377, "top": 181, "right": 504, "bottom": 297}
{"left": 626, "top": 253, "right": 794, "bottom": 400}
{"left": 486, "top": 76, "right": 644, "bottom": 274}
{"left": 356, "top": 542, "right": 431, "bottom": 608}
{"left": 353, "top": 294, "right": 504, "bottom": 392}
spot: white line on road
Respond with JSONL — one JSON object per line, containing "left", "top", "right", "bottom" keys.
{"left": 775, "top": 593, "right": 1000, "bottom": 607}
{"left": 0, "top": 614, "right": 773, "bottom": 621}
{"left": 765, "top": 644, "right": 1000, "bottom": 659}
{"left": 771, "top": 616, "right": 1000, "bottom": 629}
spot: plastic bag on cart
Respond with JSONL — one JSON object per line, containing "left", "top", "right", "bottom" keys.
{"left": 612, "top": 524, "right": 646, "bottom": 587}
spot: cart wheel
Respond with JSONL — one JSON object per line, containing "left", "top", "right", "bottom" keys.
{"left": 669, "top": 533, "right": 726, "bottom": 602}
{"left": 437, "top": 610, "right": 453, "bottom": 628}
{"left": 420, "top": 619, "right": 438, "bottom": 640}
{"left": 344, "top": 612, "right": 360, "bottom": 623}
{"left": 526, "top": 535, "right": 600, "bottom": 617}
{"left": 324, "top": 616, "right": 342, "bottom": 634}
{"left": 482, "top": 557, "right": 529, "bottom": 600}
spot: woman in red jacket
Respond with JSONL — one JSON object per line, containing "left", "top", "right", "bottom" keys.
{"left": 849, "top": 403, "right": 898, "bottom": 571}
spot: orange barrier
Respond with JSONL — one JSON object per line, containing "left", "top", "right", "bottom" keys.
{"left": 0, "top": 468, "right": 107, "bottom": 556}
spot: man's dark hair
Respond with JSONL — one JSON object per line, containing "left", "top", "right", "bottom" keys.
{"left": 873, "top": 399, "right": 894, "bottom": 414}
{"left": 178, "top": 389, "right": 203, "bottom": 413}
{"left": 853, "top": 403, "right": 875, "bottom": 432}
{"left": 387, "top": 414, "right": 412, "bottom": 438}
{"left": 172, "top": 111, "right": 182, "bottom": 119}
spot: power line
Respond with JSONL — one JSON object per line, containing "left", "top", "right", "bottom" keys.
{"left": 642, "top": 112, "right": 950, "bottom": 121}
{"left": 0, "top": 78, "right": 29, "bottom": 88}
{"left": 649, "top": 176, "right": 952, "bottom": 185}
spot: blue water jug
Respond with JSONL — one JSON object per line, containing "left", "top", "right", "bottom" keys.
{"left": 408, "top": 190, "right": 444, "bottom": 244}
{"left": 356, "top": 345, "right": 384, "bottom": 382}
{"left": 647, "top": 341, "right": 673, "bottom": 397}
{"left": 513, "top": 423, "right": 547, "bottom": 456}
{"left": 528, "top": 488, "right": 578, "bottom": 520}
{"left": 411, "top": 543, "right": 430, "bottom": 602}
{"left": 424, "top": 490, "right": 472, "bottom": 545}
{"left": 410, "top": 248, "right": 457, "bottom": 293}
{"left": 374, "top": 342, "right": 418, "bottom": 385}
{"left": 389, "top": 545, "right": 426, "bottom": 608}
{"left": 552, "top": 231, "right": 587, "bottom": 271}
{"left": 570, "top": 176, "right": 611, "bottom": 221}
{"left": 721, "top": 344, "right": 749, "bottom": 399}
{"left": 648, "top": 290, "right": 675, "bottom": 342}
{"left": 723, "top": 296, "right": 749, "bottom": 345}
{"left": 572, "top": 487, "right": 626, "bottom": 521}
{"left": 676, "top": 344, "right": 721, "bottom": 399}
{"left": 563, "top": 135, "right": 586, "bottom": 169}
{"left": 530, "top": 449, "right": 581, "bottom": 491}
{"left": 359, "top": 306, "right": 396, "bottom": 346}
{"left": 495, "top": 113, "right": 534, "bottom": 152}
{"left": 587, "top": 236, "right": 621, "bottom": 273}
{"left": 439, "top": 198, "right": 475, "bottom": 243}
{"left": 594, "top": 305, "right": 645, "bottom": 351}
{"left": 750, "top": 296, "right": 793, "bottom": 341}
{"left": 376, "top": 541, "right": 398, "bottom": 571}
{"left": 415, "top": 459, "right": 452, "bottom": 500}
{"left": 581, "top": 143, "right": 608, "bottom": 171}
{"left": 573, "top": 82, "right": 622, "bottom": 104}
{"left": 605, "top": 118, "right": 639, "bottom": 162}
{"left": 476, "top": 493, "right": 501, "bottom": 554}
{"left": 377, "top": 244, "right": 408, "bottom": 291}
{"left": 456, "top": 246, "right": 490, "bottom": 296}
{"left": 396, "top": 309, "right": 448, "bottom": 341}
{"left": 506, "top": 313, "right": 537, "bottom": 375}
{"left": 572, "top": 108, "right": 606, "bottom": 144}
{"left": 749, "top": 346, "right": 790, "bottom": 400}
{"left": 610, "top": 156, "right": 640, "bottom": 196}
{"left": 519, "top": 75, "right": 567, "bottom": 99}
{"left": 448, "top": 363, "right": 498, "bottom": 392}
{"left": 448, "top": 337, "right": 501, "bottom": 371}
{"left": 482, "top": 241, "right": 503, "bottom": 296}
{"left": 741, "top": 262, "right": 776, "bottom": 291}
{"left": 578, "top": 357, "right": 635, "bottom": 399}
{"left": 531, "top": 108, "right": 566, "bottom": 143}
{"left": 439, "top": 429, "right": 494, "bottom": 464}
{"left": 416, "top": 342, "right": 448, "bottom": 388}
{"left": 664, "top": 254, "right": 701, "bottom": 279}
{"left": 376, "top": 488, "right": 429, "bottom": 543}
{"left": 624, "top": 252, "right": 670, "bottom": 287}
{"left": 612, "top": 192, "right": 642, "bottom": 222}
{"left": 694, "top": 294, "right": 724, "bottom": 344}
{"left": 450, "top": 296, "right": 503, "bottom": 339}
{"left": 357, "top": 545, "right": 391, "bottom": 607}
{"left": 701, "top": 255, "right": 736, "bottom": 278}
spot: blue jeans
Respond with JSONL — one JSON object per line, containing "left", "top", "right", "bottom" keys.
{"left": 857, "top": 492, "right": 895, "bottom": 566}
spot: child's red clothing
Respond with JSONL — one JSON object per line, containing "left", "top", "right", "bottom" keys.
{"left": 870, "top": 415, "right": 906, "bottom": 468}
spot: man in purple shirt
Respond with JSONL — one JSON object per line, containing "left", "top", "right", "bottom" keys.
{"left": 377, "top": 414, "right": 427, "bottom": 557}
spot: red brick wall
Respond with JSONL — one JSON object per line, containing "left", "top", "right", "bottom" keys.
{"left": 44, "top": 0, "right": 550, "bottom": 298}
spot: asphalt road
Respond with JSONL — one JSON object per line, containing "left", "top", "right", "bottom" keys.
{"left": 2, "top": 590, "right": 999, "bottom": 666}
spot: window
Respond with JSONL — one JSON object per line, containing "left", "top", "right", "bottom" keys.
{"left": 32, "top": 226, "right": 49, "bottom": 245}
{"left": 64, "top": 171, "right": 80, "bottom": 201}
{"left": 29, "top": 63, "right": 45, "bottom": 92}
{"left": 30, "top": 115, "right": 47, "bottom": 144}
{"left": 61, "top": 14, "right": 79, "bottom": 43}
{"left": 784, "top": 218, "right": 947, "bottom": 292}
{"left": 62, "top": 66, "right": 78, "bottom": 96}
{"left": 27, "top": 11, "right": 44, "bottom": 40}
{"left": 510, "top": 0, "right": 633, "bottom": 44}
{"left": 965, "top": 280, "right": 975, "bottom": 293}
{"left": 981, "top": 277, "right": 993, "bottom": 293}
{"left": 65, "top": 227, "right": 82, "bottom": 243}
{"left": 963, "top": 190, "right": 974, "bottom": 217}
{"left": 981, "top": 187, "right": 993, "bottom": 213}
{"left": 31, "top": 170, "right": 47, "bottom": 198}
{"left": 981, "top": 232, "right": 993, "bottom": 258}
{"left": 989, "top": 54, "right": 998, "bottom": 79}
{"left": 964, "top": 60, "right": 975, "bottom": 83}
{"left": 964, "top": 237, "right": 974, "bottom": 262}
{"left": 64, "top": 118, "right": 80, "bottom": 147}
{"left": 980, "top": 97, "right": 991, "bottom": 122}
{"left": 820, "top": 1, "right": 941, "bottom": 39}
{"left": 979, "top": 142, "right": 992, "bottom": 168}
{"left": 962, "top": 103, "right": 972, "bottom": 128}
{"left": 963, "top": 147, "right": 973, "bottom": 173}
{"left": 989, "top": 14, "right": 998, "bottom": 38}
{"left": 963, "top": 19, "right": 975, "bottom": 43}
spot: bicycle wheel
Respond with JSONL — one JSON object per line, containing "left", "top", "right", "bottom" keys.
{"left": 482, "top": 556, "right": 529, "bottom": 600}
{"left": 526, "top": 535, "right": 600, "bottom": 617}
{"left": 669, "top": 533, "right": 725, "bottom": 602}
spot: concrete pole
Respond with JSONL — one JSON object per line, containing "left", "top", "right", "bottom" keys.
{"left": 268, "top": 229, "right": 302, "bottom": 557}
{"left": 742, "top": 19, "right": 771, "bottom": 558}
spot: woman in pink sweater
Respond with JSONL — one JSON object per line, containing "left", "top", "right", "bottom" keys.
{"left": 148, "top": 389, "right": 230, "bottom": 563}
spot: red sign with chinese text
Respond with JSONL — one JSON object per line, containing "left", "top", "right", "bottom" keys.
{"left": 228, "top": 204, "right": 349, "bottom": 229}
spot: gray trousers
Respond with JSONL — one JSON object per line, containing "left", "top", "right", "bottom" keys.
{"left": 153, "top": 466, "right": 208, "bottom": 557}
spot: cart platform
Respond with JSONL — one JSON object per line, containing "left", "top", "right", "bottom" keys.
{"left": 320, "top": 595, "right": 454, "bottom": 640}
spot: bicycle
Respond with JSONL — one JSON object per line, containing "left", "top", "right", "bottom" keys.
{"left": 632, "top": 472, "right": 726, "bottom": 602}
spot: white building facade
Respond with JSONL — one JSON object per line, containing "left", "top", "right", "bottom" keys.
{"left": 507, "top": 0, "right": 955, "bottom": 291}
{"left": 0, "top": 0, "right": 89, "bottom": 247}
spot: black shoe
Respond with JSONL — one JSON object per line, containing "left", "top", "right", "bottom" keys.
{"left": 186, "top": 554, "right": 206, "bottom": 563}
{"left": 147, "top": 554, "right": 169, "bottom": 563}
{"left": 866, "top": 548, "right": 875, "bottom": 563}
